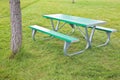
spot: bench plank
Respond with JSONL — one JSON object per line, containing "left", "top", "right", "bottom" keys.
{"left": 89, "top": 26, "right": 117, "bottom": 32}
{"left": 29, "top": 25, "right": 79, "bottom": 43}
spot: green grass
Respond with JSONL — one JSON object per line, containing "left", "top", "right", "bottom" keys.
{"left": 0, "top": 0, "right": 120, "bottom": 80}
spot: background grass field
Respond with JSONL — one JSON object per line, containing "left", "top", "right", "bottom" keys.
{"left": 0, "top": 0, "right": 120, "bottom": 80}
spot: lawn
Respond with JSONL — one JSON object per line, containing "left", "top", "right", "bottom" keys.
{"left": 0, "top": 0, "right": 120, "bottom": 80}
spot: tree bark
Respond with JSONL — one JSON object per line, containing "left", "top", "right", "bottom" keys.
{"left": 9, "top": 0, "right": 22, "bottom": 58}
{"left": 72, "top": 0, "right": 75, "bottom": 3}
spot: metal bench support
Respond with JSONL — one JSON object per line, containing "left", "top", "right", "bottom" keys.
{"left": 97, "top": 32, "right": 111, "bottom": 47}
{"left": 32, "top": 29, "right": 36, "bottom": 41}
{"left": 63, "top": 41, "right": 86, "bottom": 56}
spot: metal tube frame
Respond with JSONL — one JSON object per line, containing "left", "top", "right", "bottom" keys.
{"left": 31, "top": 19, "right": 111, "bottom": 56}
{"left": 63, "top": 41, "right": 86, "bottom": 56}
{"left": 84, "top": 27, "right": 91, "bottom": 49}
{"left": 89, "top": 26, "right": 96, "bottom": 43}
{"left": 68, "top": 24, "right": 76, "bottom": 35}
{"left": 32, "top": 29, "right": 37, "bottom": 41}
{"left": 49, "top": 19, "right": 99, "bottom": 56}
{"left": 77, "top": 27, "right": 87, "bottom": 39}
{"left": 59, "top": 22, "right": 67, "bottom": 29}
{"left": 97, "top": 32, "right": 111, "bottom": 47}
{"left": 55, "top": 20, "right": 60, "bottom": 31}
{"left": 50, "top": 19, "right": 55, "bottom": 30}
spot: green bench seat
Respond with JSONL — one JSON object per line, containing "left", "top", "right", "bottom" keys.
{"left": 29, "top": 25, "right": 79, "bottom": 56}
{"left": 89, "top": 26, "right": 117, "bottom": 32}
{"left": 29, "top": 25, "right": 79, "bottom": 43}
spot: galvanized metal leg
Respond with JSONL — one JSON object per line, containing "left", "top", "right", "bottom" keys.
{"left": 63, "top": 26, "right": 97, "bottom": 56}
{"left": 84, "top": 27, "right": 91, "bottom": 49}
{"left": 63, "top": 41, "right": 87, "bottom": 56}
{"left": 32, "top": 29, "right": 37, "bottom": 41}
{"left": 63, "top": 42, "right": 71, "bottom": 56}
{"left": 77, "top": 27, "right": 87, "bottom": 39}
{"left": 55, "top": 21, "right": 60, "bottom": 31}
{"left": 63, "top": 26, "right": 93, "bottom": 56}
{"left": 89, "top": 26, "right": 96, "bottom": 43}
{"left": 59, "top": 22, "right": 66, "bottom": 29}
{"left": 97, "top": 32, "right": 111, "bottom": 47}
{"left": 50, "top": 20, "right": 61, "bottom": 31}
{"left": 69, "top": 24, "right": 75, "bottom": 35}
{"left": 78, "top": 27, "right": 91, "bottom": 49}
{"left": 50, "top": 19, "right": 55, "bottom": 30}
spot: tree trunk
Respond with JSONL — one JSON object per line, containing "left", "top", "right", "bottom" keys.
{"left": 9, "top": 0, "right": 22, "bottom": 58}
{"left": 72, "top": 0, "right": 75, "bottom": 3}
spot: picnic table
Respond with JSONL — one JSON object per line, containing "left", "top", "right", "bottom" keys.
{"left": 29, "top": 14, "right": 116, "bottom": 56}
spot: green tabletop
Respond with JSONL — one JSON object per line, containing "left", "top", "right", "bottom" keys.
{"left": 43, "top": 14, "right": 106, "bottom": 27}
